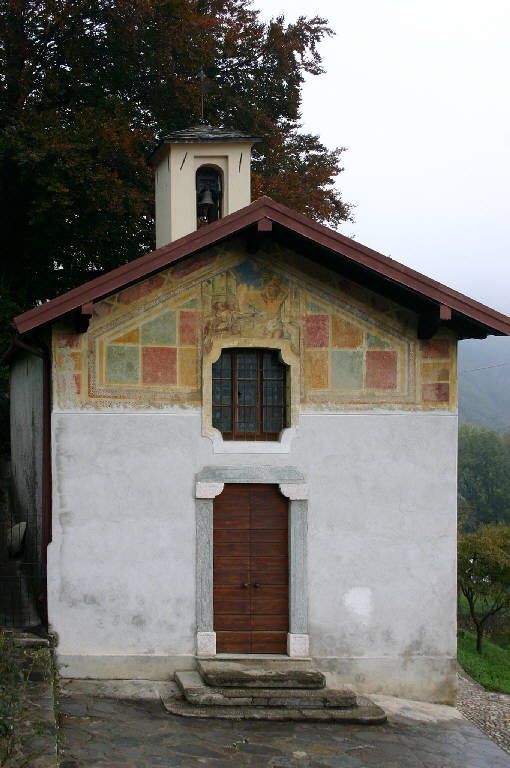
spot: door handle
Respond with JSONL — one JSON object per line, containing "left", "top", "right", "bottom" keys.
{"left": 242, "top": 582, "right": 249, "bottom": 588}
{"left": 253, "top": 582, "right": 262, "bottom": 588}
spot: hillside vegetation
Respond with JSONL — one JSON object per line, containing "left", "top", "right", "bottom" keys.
{"left": 458, "top": 336, "right": 510, "bottom": 433}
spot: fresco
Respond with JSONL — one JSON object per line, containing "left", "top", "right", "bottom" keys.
{"left": 52, "top": 241, "right": 456, "bottom": 411}
{"left": 202, "top": 260, "right": 300, "bottom": 355}
{"left": 302, "top": 294, "right": 412, "bottom": 405}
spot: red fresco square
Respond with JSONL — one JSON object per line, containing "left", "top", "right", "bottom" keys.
{"left": 179, "top": 311, "right": 199, "bottom": 345}
{"left": 422, "top": 383, "right": 450, "bottom": 402}
{"left": 142, "top": 347, "right": 177, "bottom": 385}
{"left": 422, "top": 339, "right": 449, "bottom": 359}
{"left": 366, "top": 350, "right": 397, "bottom": 389}
{"left": 305, "top": 315, "right": 329, "bottom": 348}
{"left": 74, "top": 374, "right": 81, "bottom": 395}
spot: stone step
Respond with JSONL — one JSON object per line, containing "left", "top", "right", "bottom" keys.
{"left": 175, "top": 670, "right": 357, "bottom": 709}
{"left": 197, "top": 658, "right": 326, "bottom": 689}
{"left": 162, "top": 691, "right": 387, "bottom": 723}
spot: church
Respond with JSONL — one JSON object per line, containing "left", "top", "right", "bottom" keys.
{"left": 9, "top": 125, "right": 510, "bottom": 706}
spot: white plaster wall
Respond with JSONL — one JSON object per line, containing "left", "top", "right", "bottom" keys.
{"left": 49, "top": 409, "right": 457, "bottom": 701}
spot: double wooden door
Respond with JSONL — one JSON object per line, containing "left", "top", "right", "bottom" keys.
{"left": 213, "top": 483, "right": 289, "bottom": 653}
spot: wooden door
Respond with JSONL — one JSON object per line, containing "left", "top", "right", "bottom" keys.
{"left": 213, "top": 483, "right": 289, "bottom": 653}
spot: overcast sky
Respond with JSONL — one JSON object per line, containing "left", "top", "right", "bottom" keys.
{"left": 254, "top": 0, "right": 510, "bottom": 316}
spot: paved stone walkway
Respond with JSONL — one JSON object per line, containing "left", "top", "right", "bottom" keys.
{"left": 457, "top": 668, "right": 510, "bottom": 756}
{"left": 3, "top": 677, "right": 56, "bottom": 768}
{"left": 57, "top": 679, "right": 510, "bottom": 768}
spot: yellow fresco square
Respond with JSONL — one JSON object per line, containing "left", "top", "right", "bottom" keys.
{"left": 179, "top": 348, "right": 198, "bottom": 388}
{"left": 421, "top": 362, "right": 450, "bottom": 383}
{"left": 306, "top": 351, "right": 329, "bottom": 389}
{"left": 111, "top": 328, "right": 140, "bottom": 344}
{"left": 331, "top": 315, "right": 363, "bottom": 348}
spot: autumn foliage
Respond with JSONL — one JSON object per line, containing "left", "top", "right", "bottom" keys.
{"left": 0, "top": 0, "right": 352, "bottom": 312}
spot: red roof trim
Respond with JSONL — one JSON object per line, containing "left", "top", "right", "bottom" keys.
{"left": 13, "top": 196, "right": 510, "bottom": 336}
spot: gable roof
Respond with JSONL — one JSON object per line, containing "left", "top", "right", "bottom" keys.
{"left": 12, "top": 196, "right": 510, "bottom": 338}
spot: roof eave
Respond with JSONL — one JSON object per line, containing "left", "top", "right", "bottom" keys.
{"left": 148, "top": 134, "right": 261, "bottom": 165}
{"left": 12, "top": 196, "right": 510, "bottom": 338}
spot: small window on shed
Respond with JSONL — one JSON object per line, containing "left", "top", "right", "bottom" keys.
{"left": 212, "top": 348, "right": 287, "bottom": 441}
{"left": 196, "top": 166, "right": 222, "bottom": 227}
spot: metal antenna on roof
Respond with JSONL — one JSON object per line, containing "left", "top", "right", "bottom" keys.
{"left": 199, "top": 70, "right": 206, "bottom": 124}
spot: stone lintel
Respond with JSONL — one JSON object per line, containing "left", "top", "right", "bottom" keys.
{"left": 196, "top": 466, "right": 305, "bottom": 485}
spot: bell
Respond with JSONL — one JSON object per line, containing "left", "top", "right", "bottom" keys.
{"left": 199, "top": 188, "right": 214, "bottom": 206}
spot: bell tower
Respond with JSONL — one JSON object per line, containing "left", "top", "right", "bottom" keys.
{"left": 150, "top": 125, "right": 260, "bottom": 249}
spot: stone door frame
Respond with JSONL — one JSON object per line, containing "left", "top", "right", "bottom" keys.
{"left": 195, "top": 466, "right": 309, "bottom": 658}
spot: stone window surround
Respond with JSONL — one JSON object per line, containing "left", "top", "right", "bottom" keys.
{"left": 202, "top": 338, "right": 300, "bottom": 454}
{"left": 195, "top": 466, "right": 309, "bottom": 658}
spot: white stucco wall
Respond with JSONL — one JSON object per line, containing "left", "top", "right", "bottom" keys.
{"left": 48, "top": 408, "right": 457, "bottom": 702}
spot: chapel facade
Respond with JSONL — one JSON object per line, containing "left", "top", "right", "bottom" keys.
{"left": 8, "top": 125, "right": 510, "bottom": 704}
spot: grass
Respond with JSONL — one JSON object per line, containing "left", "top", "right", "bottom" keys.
{"left": 458, "top": 629, "right": 510, "bottom": 693}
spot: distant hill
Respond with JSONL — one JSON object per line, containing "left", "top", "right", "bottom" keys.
{"left": 458, "top": 335, "right": 510, "bottom": 433}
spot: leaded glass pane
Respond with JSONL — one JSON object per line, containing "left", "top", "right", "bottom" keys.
{"left": 213, "top": 406, "right": 231, "bottom": 432}
{"left": 237, "top": 406, "right": 257, "bottom": 433}
{"left": 237, "top": 380, "right": 257, "bottom": 406}
{"left": 212, "top": 351, "right": 231, "bottom": 378}
{"left": 263, "top": 405, "right": 284, "bottom": 433}
{"left": 213, "top": 379, "right": 231, "bottom": 405}
{"left": 237, "top": 351, "right": 257, "bottom": 378}
{"left": 263, "top": 380, "right": 283, "bottom": 406}
{"left": 263, "top": 351, "right": 284, "bottom": 379}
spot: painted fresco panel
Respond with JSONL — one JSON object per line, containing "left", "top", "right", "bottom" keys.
{"left": 422, "top": 339, "right": 449, "bottom": 359}
{"left": 179, "top": 311, "right": 199, "bottom": 346}
{"left": 305, "top": 315, "right": 329, "bottom": 348}
{"left": 142, "top": 347, "right": 177, "bottom": 385}
{"left": 51, "top": 240, "right": 457, "bottom": 411}
{"left": 331, "top": 317, "right": 363, "bottom": 349}
{"left": 367, "top": 332, "right": 392, "bottom": 349}
{"left": 179, "top": 348, "right": 198, "bottom": 388}
{"left": 141, "top": 311, "right": 177, "bottom": 345}
{"left": 107, "top": 346, "right": 139, "bottom": 383}
{"left": 306, "top": 352, "right": 329, "bottom": 389}
{"left": 422, "top": 383, "right": 450, "bottom": 402}
{"left": 331, "top": 351, "right": 363, "bottom": 389}
{"left": 365, "top": 350, "right": 398, "bottom": 390}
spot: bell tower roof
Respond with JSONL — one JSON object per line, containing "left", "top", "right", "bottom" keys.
{"left": 150, "top": 124, "right": 260, "bottom": 164}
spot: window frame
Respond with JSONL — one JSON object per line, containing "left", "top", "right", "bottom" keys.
{"left": 212, "top": 348, "right": 287, "bottom": 441}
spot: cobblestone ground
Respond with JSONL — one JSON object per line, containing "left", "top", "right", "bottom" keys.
{"left": 57, "top": 680, "right": 510, "bottom": 768}
{"left": 457, "top": 669, "right": 510, "bottom": 756}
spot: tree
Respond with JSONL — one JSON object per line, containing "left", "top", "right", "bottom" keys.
{"left": 458, "top": 522, "right": 510, "bottom": 653}
{"left": 0, "top": 0, "right": 352, "bottom": 315}
{"left": 458, "top": 423, "right": 510, "bottom": 530}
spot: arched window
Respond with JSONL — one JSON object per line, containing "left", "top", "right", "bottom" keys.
{"left": 212, "top": 349, "right": 287, "bottom": 441}
{"left": 196, "top": 166, "right": 223, "bottom": 227}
